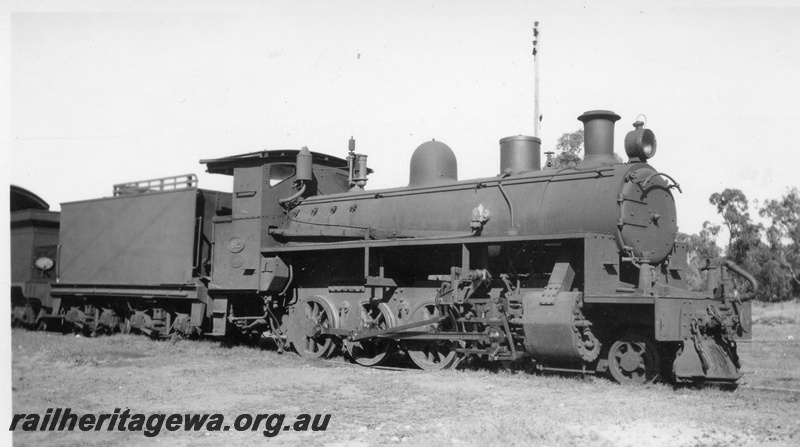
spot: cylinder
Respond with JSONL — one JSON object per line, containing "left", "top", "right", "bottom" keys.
{"left": 578, "top": 110, "right": 621, "bottom": 167}
{"left": 500, "top": 135, "right": 541, "bottom": 174}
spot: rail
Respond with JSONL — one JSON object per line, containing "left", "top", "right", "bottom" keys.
{"left": 113, "top": 174, "right": 197, "bottom": 196}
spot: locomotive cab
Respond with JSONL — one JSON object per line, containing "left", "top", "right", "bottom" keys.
{"left": 202, "top": 150, "right": 351, "bottom": 293}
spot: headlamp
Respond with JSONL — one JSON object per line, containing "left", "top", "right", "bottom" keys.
{"left": 624, "top": 120, "right": 657, "bottom": 162}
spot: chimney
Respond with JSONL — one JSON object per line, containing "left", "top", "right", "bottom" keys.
{"left": 577, "top": 110, "right": 621, "bottom": 168}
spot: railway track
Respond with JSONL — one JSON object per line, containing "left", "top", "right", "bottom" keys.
{"left": 18, "top": 324, "right": 800, "bottom": 392}
{"left": 738, "top": 385, "right": 800, "bottom": 394}
{"left": 322, "top": 359, "right": 415, "bottom": 373}
{"left": 322, "top": 353, "right": 800, "bottom": 395}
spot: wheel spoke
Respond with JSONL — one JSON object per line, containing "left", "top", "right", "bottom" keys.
{"left": 407, "top": 303, "right": 457, "bottom": 371}
{"left": 311, "top": 303, "right": 320, "bottom": 320}
{"left": 290, "top": 297, "right": 336, "bottom": 359}
{"left": 346, "top": 302, "right": 395, "bottom": 367}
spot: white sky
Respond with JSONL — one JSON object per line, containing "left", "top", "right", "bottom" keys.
{"left": 5, "top": 0, "right": 800, "bottom": 236}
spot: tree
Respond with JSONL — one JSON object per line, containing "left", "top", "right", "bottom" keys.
{"left": 708, "top": 188, "right": 763, "bottom": 267}
{"left": 708, "top": 188, "right": 772, "bottom": 300}
{"left": 678, "top": 221, "right": 721, "bottom": 291}
{"left": 707, "top": 187, "right": 800, "bottom": 302}
{"left": 552, "top": 129, "right": 583, "bottom": 169}
{"left": 551, "top": 128, "right": 624, "bottom": 169}
{"left": 760, "top": 187, "right": 800, "bottom": 298}
{"left": 760, "top": 187, "right": 800, "bottom": 249}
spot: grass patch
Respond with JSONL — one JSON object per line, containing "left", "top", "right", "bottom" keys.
{"left": 10, "top": 320, "right": 800, "bottom": 446}
{"left": 752, "top": 299, "right": 800, "bottom": 325}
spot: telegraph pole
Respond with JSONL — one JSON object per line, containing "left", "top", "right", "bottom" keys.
{"left": 533, "top": 22, "right": 540, "bottom": 138}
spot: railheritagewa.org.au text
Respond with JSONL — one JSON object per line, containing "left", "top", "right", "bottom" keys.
{"left": 9, "top": 408, "right": 331, "bottom": 437}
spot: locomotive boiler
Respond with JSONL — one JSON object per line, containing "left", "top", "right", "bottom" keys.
{"left": 196, "top": 110, "right": 754, "bottom": 384}
{"left": 44, "top": 109, "right": 756, "bottom": 385}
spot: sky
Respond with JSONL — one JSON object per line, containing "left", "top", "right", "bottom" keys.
{"left": 6, "top": 0, "right": 800, "bottom": 242}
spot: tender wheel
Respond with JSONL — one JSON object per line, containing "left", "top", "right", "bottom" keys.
{"left": 12, "top": 305, "right": 36, "bottom": 328}
{"left": 406, "top": 303, "right": 458, "bottom": 371}
{"left": 346, "top": 302, "right": 395, "bottom": 367}
{"left": 288, "top": 296, "right": 339, "bottom": 359}
{"left": 607, "top": 333, "right": 661, "bottom": 384}
{"left": 119, "top": 318, "right": 131, "bottom": 335}
{"left": 11, "top": 306, "right": 23, "bottom": 328}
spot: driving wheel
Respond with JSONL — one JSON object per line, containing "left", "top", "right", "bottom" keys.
{"left": 406, "top": 302, "right": 458, "bottom": 371}
{"left": 346, "top": 302, "right": 396, "bottom": 367}
{"left": 288, "top": 296, "right": 339, "bottom": 359}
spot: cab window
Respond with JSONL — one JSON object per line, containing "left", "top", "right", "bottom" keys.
{"left": 269, "top": 164, "right": 296, "bottom": 187}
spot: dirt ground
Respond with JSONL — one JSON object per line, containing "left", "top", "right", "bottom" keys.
{"left": 9, "top": 301, "right": 800, "bottom": 446}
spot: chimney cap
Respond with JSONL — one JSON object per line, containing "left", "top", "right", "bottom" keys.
{"left": 578, "top": 110, "right": 621, "bottom": 123}
{"left": 499, "top": 135, "right": 541, "bottom": 144}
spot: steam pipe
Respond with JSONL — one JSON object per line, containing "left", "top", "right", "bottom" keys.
{"left": 278, "top": 182, "right": 307, "bottom": 205}
{"left": 279, "top": 264, "right": 294, "bottom": 296}
{"left": 497, "top": 182, "right": 516, "bottom": 235}
{"left": 722, "top": 259, "right": 759, "bottom": 302}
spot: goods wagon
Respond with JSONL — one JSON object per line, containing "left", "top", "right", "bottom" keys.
{"left": 10, "top": 186, "right": 60, "bottom": 327}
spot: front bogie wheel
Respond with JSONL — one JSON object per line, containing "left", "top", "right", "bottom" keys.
{"left": 607, "top": 333, "right": 661, "bottom": 384}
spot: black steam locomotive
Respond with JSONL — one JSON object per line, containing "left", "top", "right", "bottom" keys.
{"left": 13, "top": 110, "right": 757, "bottom": 385}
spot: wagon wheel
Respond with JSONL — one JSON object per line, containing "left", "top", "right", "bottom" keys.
{"left": 406, "top": 302, "right": 458, "bottom": 371}
{"left": 88, "top": 306, "right": 101, "bottom": 337}
{"left": 119, "top": 317, "right": 131, "bottom": 335}
{"left": 346, "top": 302, "right": 396, "bottom": 367}
{"left": 288, "top": 296, "right": 339, "bottom": 359}
{"left": 11, "top": 305, "right": 25, "bottom": 328}
{"left": 15, "top": 304, "right": 35, "bottom": 327}
{"left": 607, "top": 333, "right": 661, "bottom": 384}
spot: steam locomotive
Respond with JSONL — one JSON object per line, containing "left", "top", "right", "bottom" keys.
{"left": 13, "top": 110, "right": 757, "bottom": 385}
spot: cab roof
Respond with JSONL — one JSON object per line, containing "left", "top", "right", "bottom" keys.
{"left": 10, "top": 185, "right": 50, "bottom": 211}
{"left": 201, "top": 149, "right": 348, "bottom": 176}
